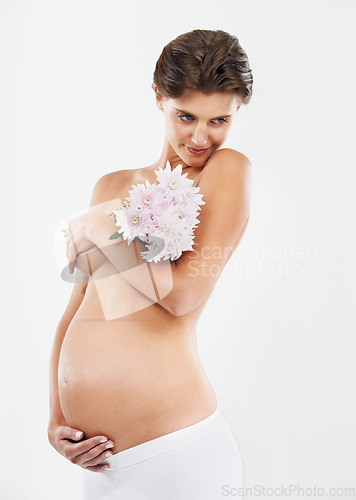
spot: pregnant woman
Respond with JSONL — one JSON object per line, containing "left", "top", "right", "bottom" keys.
{"left": 48, "top": 29, "right": 253, "bottom": 499}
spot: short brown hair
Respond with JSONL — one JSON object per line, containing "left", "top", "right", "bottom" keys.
{"left": 152, "top": 29, "right": 253, "bottom": 105}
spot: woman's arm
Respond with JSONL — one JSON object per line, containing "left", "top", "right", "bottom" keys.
{"left": 171, "top": 148, "right": 252, "bottom": 314}
{"left": 49, "top": 172, "right": 118, "bottom": 428}
{"left": 87, "top": 149, "right": 252, "bottom": 316}
{"left": 48, "top": 282, "right": 87, "bottom": 430}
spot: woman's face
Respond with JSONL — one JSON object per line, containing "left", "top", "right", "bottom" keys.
{"left": 157, "top": 90, "right": 240, "bottom": 166}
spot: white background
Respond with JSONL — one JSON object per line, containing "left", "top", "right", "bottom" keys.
{"left": 0, "top": 1, "right": 355, "bottom": 499}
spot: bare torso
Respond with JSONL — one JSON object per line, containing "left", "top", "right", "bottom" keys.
{"left": 58, "top": 164, "right": 222, "bottom": 455}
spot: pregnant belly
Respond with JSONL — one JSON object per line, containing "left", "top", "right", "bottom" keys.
{"left": 58, "top": 319, "right": 217, "bottom": 454}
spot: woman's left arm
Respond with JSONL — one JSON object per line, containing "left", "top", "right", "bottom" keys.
{"left": 85, "top": 149, "right": 252, "bottom": 316}
{"left": 165, "top": 148, "right": 252, "bottom": 315}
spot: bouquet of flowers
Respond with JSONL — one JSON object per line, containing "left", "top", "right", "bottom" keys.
{"left": 108, "top": 161, "right": 205, "bottom": 263}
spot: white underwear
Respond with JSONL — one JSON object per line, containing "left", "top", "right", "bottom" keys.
{"left": 81, "top": 406, "right": 243, "bottom": 499}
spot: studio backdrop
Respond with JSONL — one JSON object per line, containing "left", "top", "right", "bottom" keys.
{"left": 0, "top": 1, "right": 355, "bottom": 499}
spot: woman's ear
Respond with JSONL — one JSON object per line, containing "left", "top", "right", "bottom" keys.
{"left": 153, "top": 84, "right": 164, "bottom": 112}
{"left": 156, "top": 96, "right": 163, "bottom": 112}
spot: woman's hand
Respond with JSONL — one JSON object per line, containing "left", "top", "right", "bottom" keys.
{"left": 65, "top": 211, "right": 105, "bottom": 274}
{"left": 48, "top": 423, "right": 115, "bottom": 473}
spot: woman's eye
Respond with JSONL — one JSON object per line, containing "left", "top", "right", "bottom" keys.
{"left": 213, "top": 118, "right": 228, "bottom": 125}
{"left": 178, "top": 114, "right": 194, "bottom": 122}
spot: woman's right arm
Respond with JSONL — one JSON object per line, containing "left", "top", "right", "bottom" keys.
{"left": 49, "top": 168, "right": 121, "bottom": 423}
{"left": 47, "top": 174, "right": 120, "bottom": 472}
{"left": 47, "top": 281, "right": 87, "bottom": 430}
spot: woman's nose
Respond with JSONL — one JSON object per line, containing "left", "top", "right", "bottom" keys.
{"left": 191, "top": 127, "right": 208, "bottom": 147}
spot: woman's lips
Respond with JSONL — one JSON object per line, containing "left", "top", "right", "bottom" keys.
{"left": 185, "top": 145, "right": 209, "bottom": 155}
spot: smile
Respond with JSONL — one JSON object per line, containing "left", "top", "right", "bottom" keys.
{"left": 185, "top": 146, "right": 209, "bottom": 155}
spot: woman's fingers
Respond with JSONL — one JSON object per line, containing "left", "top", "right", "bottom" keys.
{"left": 58, "top": 429, "right": 114, "bottom": 471}
{"left": 85, "top": 463, "right": 111, "bottom": 472}
{"left": 70, "top": 435, "right": 114, "bottom": 456}
{"left": 49, "top": 425, "right": 113, "bottom": 473}
{"left": 66, "top": 245, "right": 76, "bottom": 274}
{"left": 60, "top": 425, "right": 84, "bottom": 441}
{"left": 65, "top": 226, "right": 78, "bottom": 274}
{"left": 65, "top": 217, "right": 94, "bottom": 274}
{"left": 72, "top": 440, "right": 115, "bottom": 469}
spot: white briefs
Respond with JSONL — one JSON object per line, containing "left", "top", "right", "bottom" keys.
{"left": 81, "top": 406, "right": 243, "bottom": 499}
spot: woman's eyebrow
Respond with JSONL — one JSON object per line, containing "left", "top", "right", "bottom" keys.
{"left": 175, "top": 108, "right": 232, "bottom": 119}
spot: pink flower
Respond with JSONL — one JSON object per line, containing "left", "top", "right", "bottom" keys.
{"left": 111, "top": 161, "right": 205, "bottom": 261}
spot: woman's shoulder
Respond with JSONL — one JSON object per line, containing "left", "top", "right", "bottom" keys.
{"left": 94, "top": 168, "right": 132, "bottom": 186}
{"left": 202, "top": 148, "right": 252, "bottom": 182}
{"left": 209, "top": 147, "right": 252, "bottom": 165}
{"left": 89, "top": 168, "right": 135, "bottom": 209}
